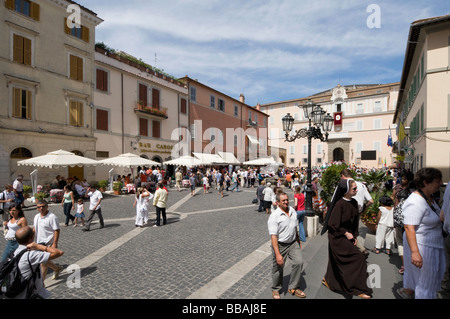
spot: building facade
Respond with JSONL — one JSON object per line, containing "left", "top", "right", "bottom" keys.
{"left": 261, "top": 83, "right": 400, "bottom": 168}
{"left": 93, "top": 47, "right": 189, "bottom": 179}
{"left": 393, "top": 15, "right": 450, "bottom": 181}
{"left": 0, "top": 0, "right": 102, "bottom": 185}
{"left": 180, "top": 77, "right": 269, "bottom": 163}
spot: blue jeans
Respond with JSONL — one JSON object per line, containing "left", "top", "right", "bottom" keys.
{"left": 230, "top": 182, "right": 239, "bottom": 192}
{"left": 297, "top": 210, "right": 306, "bottom": 242}
{"left": 63, "top": 202, "right": 75, "bottom": 225}
{"left": 1, "top": 240, "right": 18, "bottom": 262}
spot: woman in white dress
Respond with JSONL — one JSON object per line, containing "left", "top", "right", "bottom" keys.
{"left": 400, "top": 168, "right": 445, "bottom": 299}
{"left": 133, "top": 187, "right": 153, "bottom": 227}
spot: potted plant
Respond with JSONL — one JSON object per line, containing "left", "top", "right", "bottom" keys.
{"left": 34, "top": 191, "right": 48, "bottom": 202}
{"left": 113, "top": 181, "right": 123, "bottom": 195}
{"left": 23, "top": 185, "right": 32, "bottom": 199}
{"left": 97, "top": 180, "right": 108, "bottom": 192}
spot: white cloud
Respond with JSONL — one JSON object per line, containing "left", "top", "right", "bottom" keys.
{"left": 79, "top": 0, "right": 450, "bottom": 105}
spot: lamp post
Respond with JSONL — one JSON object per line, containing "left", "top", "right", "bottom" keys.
{"left": 282, "top": 99, "right": 334, "bottom": 216}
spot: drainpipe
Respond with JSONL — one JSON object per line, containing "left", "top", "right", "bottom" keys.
{"left": 121, "top": 73, "right": 124, "bottom": 153}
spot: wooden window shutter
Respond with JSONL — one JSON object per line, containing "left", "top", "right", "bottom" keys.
{"left": 181, "top": 98, "right": 187, "bottom": 114}
{"left": 5, "top": 0, "right": 15, "bottom": 10}
{"left": 30, "top": 2, "right": 40, "bottom": 21}
{"left": 77, "top": 102, "right": 84, "bottom": 126}
{"left": 70, "top": 55, "right": 77, "bottom": 80}
{"left": 96, "top": 69, "right": 108, "bottom": 91}
{"left": 13, "top": 34, "right": 24, "bottom": 64}
{"left": 152, "top": 120, "right": 160, "bottom": 138}
{"left": 152, "top": 88, "right": 160, "bottom": 109}
{"left": 81, "top": 26, "right": 90, "bottom": 43}
{"left": 23, "top": 37, "right": 32, "bottom": 66}
{"left": 96, "top": 109, "right": 108, "bottom": 131}
{"left": 69, "top": 101, "right": 77, "bottom": 126}
{"left": 64, "top": 18, "right": 71, "bottom": 35}
{"left": 77, "top": 57, "right": 83, "bottom": 81}
{"left": 12, "top": 88, "right": 21, "bottom": 118}
{"left": 139, "top": 118, "right": 148, "bottom": 136}
{"left": 139, "top": 84, "right": 147, "bottom": 106}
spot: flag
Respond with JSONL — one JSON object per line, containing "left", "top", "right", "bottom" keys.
{"left": 387, "top": 126, "right": 393, "bottom": 147}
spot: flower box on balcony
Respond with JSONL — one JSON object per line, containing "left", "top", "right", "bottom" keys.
{"left": 135, "top": 102, "right": 168, "bottom": 119}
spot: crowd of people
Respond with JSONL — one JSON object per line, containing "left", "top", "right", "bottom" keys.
{"left": 1, "top": 163, "right": 449, "bottom": 300}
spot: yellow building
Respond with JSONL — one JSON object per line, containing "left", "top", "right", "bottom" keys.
{"left": 0, "top": 0, "right": 102, "bottom": 185}
{"left": 261, "top": 83, "right": 399, "bottom": 168}
{"left": 393, "top": 15, "right": 450, "bottom": 181}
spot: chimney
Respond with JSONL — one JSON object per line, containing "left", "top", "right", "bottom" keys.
{"left": 256, "top": 103, "right": 261, "bottom": 110}
{"left": 239, "top": 94, "right": 245, "bottom": 103}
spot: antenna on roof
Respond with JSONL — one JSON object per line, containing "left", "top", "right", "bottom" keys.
{"left": 154, "top": 53, "right": 159, "bottom": 67}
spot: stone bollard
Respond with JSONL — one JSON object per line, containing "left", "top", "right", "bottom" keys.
{"left": 305, "top": 215, "right": 319, "bottom": 237}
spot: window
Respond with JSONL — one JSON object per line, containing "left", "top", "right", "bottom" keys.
{"left": 218, "top": 99, "right": 225, "bottom": 112}
{"left": 290, "top": 145, "right": 295, "bottom": 155}
{"left": 96, "top": 109, "right": 109, "bottom": 131}
{"left": 13, "top": 34, "right": 32, "bottom": 66}
{"left": 152, "top": 120, "right": 161, "bottom": 138}
{"left": 234, "top": 105, "right": 238, "bottom": 117}
{"left": 303, "top": 145, "right": 308, "bottom": 154}
{"left": 6, "top": 0, "right": 40, "bottom": 20}
{"left": 12, "top": 87, "right": 32, "bottom": 120}
{"left": 374, "top": 101, "right": 382, "bottom": 113}
{"left": 152, "top": 88, "right": 160, "bottom": 109}
{"left": 373, "top": 141, "right": 381, "bottom": 152}
{"left": 356, "top": 121, "right": 363, "bottom": 131}
{"left": 191, "top": 123, "right": 196, "bottom": 139}
{"left": 96, "top": 69, "right": 108, "bottom": 92}
{"left": 317, "top": 144, "right": 322, "bottom": 155}
{"left": 373, "top": 119, "right": 382, "bottom": 129}
{"left": 139, "top": 118, "right": 148, "bottom": 136}
{"left": 180, "top": 98, "right": 187, "bottom": 114}
{"left": 10, "top": 147, "right": 32, "bottom": 159}
{"left": 69, "top": 54, "right": 83, "bottom": 81}
{"left": 139, "top": 83, "right": 148, "bottom": 106}
{"left": 234, "top": 135, "right": 238, "bottom": 146}
{"left": 248, "top": 111, "right": 252, "bottom": 122}
{"left": 355, "top": 142, "right": 363, "bottom": 153}
{"left": 69, "top": 100, "right": 84, "bottom": 127}
{"left": 254, "top": 113, "right": 258, "bottom": 124}
{"left": 96, "top": 151, "right": 109, "bottom": 158}
{"left": 263, "top": 117, "right": 267, "bottom": 127}
{"left": 64, "top": 18, "right": 90, "bottom": 42}
{"left": 190, "top": 87, "right": 196, "bottom": 102}
{"left": 210, "top": 95, "right": 215, "bottom": 108}
{"left": 290, "top": 158, "right": 295, "bottom": 164}
{"left": 356, "top": 103, "right": 364, "bottom": 114}
{"left": 317, "top": 158, "right": 322, "bottom": 164}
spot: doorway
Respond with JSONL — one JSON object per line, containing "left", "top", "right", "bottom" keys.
{"left": 333, "top": 148, "right": 344, "bottom": 162}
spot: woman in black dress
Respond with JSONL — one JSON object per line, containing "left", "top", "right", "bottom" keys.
{"left": 322, "top": 179, "right": 373, "bottom": 299}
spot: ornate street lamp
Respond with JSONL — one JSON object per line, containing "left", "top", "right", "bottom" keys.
{"left": 282, "top": 99, "right": 333, "bottom": 216}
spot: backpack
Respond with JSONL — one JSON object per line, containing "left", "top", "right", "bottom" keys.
{"left": 0, "top": 249, "right": 40, "bottom": 299}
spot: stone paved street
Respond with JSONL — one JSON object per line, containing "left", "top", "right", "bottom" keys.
{"left": 1, "top": 185, "right": 408, "bottom": 302}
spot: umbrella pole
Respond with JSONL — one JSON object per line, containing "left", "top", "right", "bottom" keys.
{"left": 108, "top": 168, "right": 115, "bottom": 192}
{"left": 30, "top": 169, "right": 39, "bottom": 200}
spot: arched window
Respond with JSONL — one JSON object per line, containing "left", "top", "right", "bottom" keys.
{"left": 10, "top": 147, "right": 32, "bottom": 159}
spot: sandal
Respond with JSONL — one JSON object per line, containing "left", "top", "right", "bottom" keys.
{"left": 397, "top": 288, "right": 414, "bottom": 299}
{"left": 357, "top": 293, "right": 372, "bottom": 299}
{"left": 385, "top": 249, "right": 392, "bottom": 256}
{"left": 288, "top": 288, "right": 306, "bottom": 298}
{"left": 371, "top": 248, "right": 380, "bottom": 254}
{"left": 322, "top": 278, "right": 331, "bottom": 290}
{"left": 272, "top": 290, "right": 281, "bottom": 299}
{"left": 398, "top": 266, "right": 404, "bottom": 275}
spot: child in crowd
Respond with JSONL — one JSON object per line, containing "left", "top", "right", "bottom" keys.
{"left": 133, "top": 187, "right": 152, "bottom": 227}
{"left": 74, "top": 198, "right": 85, "bottom": 227}
{"left": 373, "top": 196, "right": 395, "bottom": 255}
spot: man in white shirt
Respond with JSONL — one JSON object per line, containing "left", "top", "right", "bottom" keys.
{"left": 438, "top": 182, "right": 450, "bottom": 299}
{"left": 8, "top": 226, "right": 63, "bottom": 299}
{"left": 33, "top": 200, "right": 63, "bottom": 281}
{"left": 268, "top": 192, "right": 305, "bottom": 299}
{"left": 83, "top": 186, "right": 104, "bottom": 231}
{"left": 13, "top": 175, "right": 25, "bottom": 208}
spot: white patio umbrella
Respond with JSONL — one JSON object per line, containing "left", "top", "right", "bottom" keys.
{"left": 17, "top": 149, "right": 100, "bottom": 168}
{"left": 98, "top": 153, "right": 161, "bottom": 168}
{"left": 163, "top": 156, "right": 204, "bottom": 167}
{"left": 17, "top": 149, "right": 100, "bottom": 196}
{"left": 99, "top": 153, "right": 161, "bottom": 191}
{"left": 192, "top": 152, "right": 227, "bottom": 165}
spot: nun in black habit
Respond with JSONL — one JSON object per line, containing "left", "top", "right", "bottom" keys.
{"left": 321, "top": 179, "right": 373, "bottom": 299}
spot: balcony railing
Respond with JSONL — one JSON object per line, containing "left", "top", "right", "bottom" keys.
{"left": 134, "top": 102, "right": 168, "bottom": 119}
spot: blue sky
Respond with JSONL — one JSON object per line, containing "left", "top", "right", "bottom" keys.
{"left": 76, "top": 0, "right": 450, "bottom": 106}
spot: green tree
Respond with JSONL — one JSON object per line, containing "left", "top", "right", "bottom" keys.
{"left": 319, "top": 164, "right": 349, "bottom": 204}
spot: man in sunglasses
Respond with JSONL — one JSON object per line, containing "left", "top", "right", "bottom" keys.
{"left": 33, "top": 200, "right": 63, "bottom": 281}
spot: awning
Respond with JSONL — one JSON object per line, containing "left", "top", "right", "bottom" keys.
{"left": 192, "top": 153, "right": 227, "bottom": 165}
{"left": 218, "top": 152, "right": 241, "bottom": 165}
{"left": 247, "top": 135, "right": 260, "bottom": 145}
